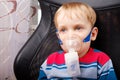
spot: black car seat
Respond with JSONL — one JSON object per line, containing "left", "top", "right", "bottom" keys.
{"left": 14, "top": 0, "right": 120, "bottom": 80}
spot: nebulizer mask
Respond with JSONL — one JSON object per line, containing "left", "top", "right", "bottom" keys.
{"left": 64, "top": 35, "right": 82, "bottom": 77}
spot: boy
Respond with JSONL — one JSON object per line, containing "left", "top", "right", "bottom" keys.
{"left": 38, "top": 2, "right": 117, "bottom": 80}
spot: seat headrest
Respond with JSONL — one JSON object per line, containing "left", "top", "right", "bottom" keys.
{"left": 43, "top": 0, "right": 120, "bottom": 9}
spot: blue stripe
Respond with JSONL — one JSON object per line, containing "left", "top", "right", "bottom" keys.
{"left": 98, "top": 69, "right": 117, "bottom": 80}
{"left": 93, "top": 49, "right": 101, "bottom": 52}
{"left": 83, "top": 31, "right": 91, "bottom": 42}
{"left": 80, "top": 62, "right": 97, "bottom": 68}
{"left": 58, "top": 50, "right": 64, "bottom": 54}
{"left": 46, "top": 64, "right": 67, "bottom": 70}
{"left": 80, "top": 65, "right": 97, "bottom": 68}
{"left": 46, "top": 66, "right": 67, "bottom": 70}
{"left": 97, "top": 62, "right": 102, "bottom": 70}
{"left": 80, "top": 62, "right": 103, "bottom": 69}
{"left": 58, "top": 39, "right": 63, "bottom": 45}
{"left": 47, "top": 63, "right": 65, "bottom": 66}
{"left": 101, "top": 67, "right": 114, "bottom": 76}
{"left": 38, "top": 70, "right": 47, "bottom": 79}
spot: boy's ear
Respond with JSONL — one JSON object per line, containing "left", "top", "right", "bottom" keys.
{"left": 91, "top": 27, "right": 98, "bottom": 41}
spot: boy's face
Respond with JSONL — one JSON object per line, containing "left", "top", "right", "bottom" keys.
{"left": 56, "top": 13, "right": 98, "bottom": 57}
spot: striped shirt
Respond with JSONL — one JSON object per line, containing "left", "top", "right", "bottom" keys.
{"left": 38, "top": 48, "right": 117, "bottom": 80}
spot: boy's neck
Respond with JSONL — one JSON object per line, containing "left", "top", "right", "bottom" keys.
{"left": 78, "top": 48, "right": 90, "bottom": 58}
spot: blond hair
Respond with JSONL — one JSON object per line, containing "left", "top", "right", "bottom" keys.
{"left": 54, "top": 2, "right": 96, "bottom": 27}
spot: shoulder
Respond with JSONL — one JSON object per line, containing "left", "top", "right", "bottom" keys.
{"left": 92, "top": 48, "right": 110, "bottom": 66}
{"left": 81, "top": 48, "right": 110, "bottom": 65}
{"left": 46, "top": 50, "right": 65, "bottom": 65}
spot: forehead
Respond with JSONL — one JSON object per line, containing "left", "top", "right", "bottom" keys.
{"left": 56, "top": 11, "right": 91, "bottom": 28}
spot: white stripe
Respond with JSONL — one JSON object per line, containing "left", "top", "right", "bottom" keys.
{"left": 47, "top": 64, "right": 67, "bottom": 69}
{"left": 101, "top": 68, "right": 114, "bottom": 76}
{"left": 98, "top": 59, "right": 113, "bottom": 75}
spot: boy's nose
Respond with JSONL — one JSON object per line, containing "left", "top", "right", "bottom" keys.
{"left": 67, "top": 30, "right": 76, "bottom": 38}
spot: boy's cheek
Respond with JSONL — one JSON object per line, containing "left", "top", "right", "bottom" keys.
{"left": 60, "top": 45, "right": 68, "bottom": 52}
{"left": 58, "top": 35, "right": 66, "bottom": 43}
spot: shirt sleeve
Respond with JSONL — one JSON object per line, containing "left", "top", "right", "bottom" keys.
{"left": 38, "top": 67, "right": 47, "bottom": 80}
{"left": 38, "top": 60, "right": 47, "bottom": 80}
{"left": 98, "top": 59, "right": 117, "bottom": 80}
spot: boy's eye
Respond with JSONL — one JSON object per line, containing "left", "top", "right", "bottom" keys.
{"left": 60, "top": 28, "right": 66, "bottom": 32}
{"left": 75, "top": 26, "right": 81, "bottom": 30}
